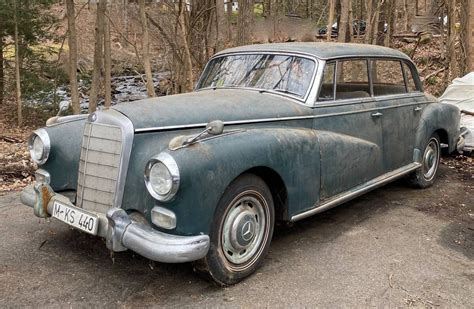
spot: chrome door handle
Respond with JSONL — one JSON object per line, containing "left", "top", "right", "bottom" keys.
{"left": 414, "top": 106, "right": 423, "bottom": 112}
{"left": 371, "top": 112, "right": 383, "bottom": 117}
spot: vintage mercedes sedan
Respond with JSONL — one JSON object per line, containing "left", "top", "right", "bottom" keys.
{"left": 21, "top": 43, "right": 461, "bottom": 285}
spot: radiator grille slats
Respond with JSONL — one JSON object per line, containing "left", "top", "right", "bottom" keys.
{"left": 77, "top": 122, "right": 122, "bottom": 214}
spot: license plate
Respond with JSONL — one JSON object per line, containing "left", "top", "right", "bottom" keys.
{"left": 52, "top": 201, "right": 99, "bottom": 235}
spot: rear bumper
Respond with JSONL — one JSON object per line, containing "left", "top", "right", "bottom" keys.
{"left": 20, "top": 183, "right": 210, "bottom": 263}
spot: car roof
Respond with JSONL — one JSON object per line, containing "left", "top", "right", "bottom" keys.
{"left": 215, "top": 42, "right": 411, "bottom": 61}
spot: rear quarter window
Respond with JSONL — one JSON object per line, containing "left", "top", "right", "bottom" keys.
{"left": 370, "top": 59, "right": 407, "bottom": 96}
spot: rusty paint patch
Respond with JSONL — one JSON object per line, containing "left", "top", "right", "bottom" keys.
{"left": 41, "top": 185, "right": 52, "bottom": 215}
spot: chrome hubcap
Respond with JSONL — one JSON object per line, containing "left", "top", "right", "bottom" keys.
{"left": 422, "top": 139, "right": 439, "bottom": 180}
{"left": 222, "top": 193, "right": 267, "bottom": 266}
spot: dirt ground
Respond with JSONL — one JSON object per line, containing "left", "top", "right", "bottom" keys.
{"left": 0, "top": 161, "right": 472, "bottom": 307}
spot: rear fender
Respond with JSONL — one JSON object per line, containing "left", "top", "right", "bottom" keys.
{"left": 415, "top": 103, "right": 460, "bottom": 156}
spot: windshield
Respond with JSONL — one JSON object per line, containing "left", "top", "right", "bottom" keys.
{"left": 197, "top": 54, "right": 316, "bottom": 99}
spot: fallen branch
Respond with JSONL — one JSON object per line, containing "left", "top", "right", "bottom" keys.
{"left": 421, "top": 67, "right": 446, "bottom": 82}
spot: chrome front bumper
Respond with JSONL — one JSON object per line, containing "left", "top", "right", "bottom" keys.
{"left": 20, "top": 183, "right": 210, "bottom": 263}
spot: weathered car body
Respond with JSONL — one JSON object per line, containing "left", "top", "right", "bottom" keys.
{"left": 21, "top": 43, "right": 460, "bottom": 285}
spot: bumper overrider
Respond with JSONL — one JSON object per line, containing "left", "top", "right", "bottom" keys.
{"left": 20, "top": 182, "right": 210, "bottom": 263}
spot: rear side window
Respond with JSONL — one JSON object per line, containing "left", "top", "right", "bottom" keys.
{"left": 402, "top": 62, "right": 419, "bottom": 92}
{"left": 370, "top": 59, "right": 406, "bottom": 96}
{"left": 335, "top": 60, "right": 370, "bottom": 100}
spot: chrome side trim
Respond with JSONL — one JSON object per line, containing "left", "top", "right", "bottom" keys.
{"left": 290, "top": 162, "right": 422, "bottom": 222}
{"left": 93, "top": 109, "right": 134, "bottom": 208}
{"left": 135, "top": 101, "right": 435, "bottom": 133}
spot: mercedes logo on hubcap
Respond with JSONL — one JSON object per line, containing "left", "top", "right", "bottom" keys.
{"left": 241, "top": 220, "right": 254, "bottom": 241}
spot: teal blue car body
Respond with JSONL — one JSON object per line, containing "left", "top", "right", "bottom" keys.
{"left": 21, "top": 43, "right": 461, "bottom": 262}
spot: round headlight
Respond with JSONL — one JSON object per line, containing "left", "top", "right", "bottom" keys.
{"left": 28, "top": 129, "right": 51, "bottom": 165}
{"left": 149, "top": 162, "right": 173, "bottom": 195}
{"left": 145, "top": 153, "right": 180, "bottom": 201}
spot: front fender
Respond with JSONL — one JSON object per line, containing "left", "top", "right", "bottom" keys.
{"left": 38, "top": 118, "right": 87, "bottom": 191}
{"left": 415, "top": 102, "right": 460, "bottom": 155}
{"left": 162, "top": 128, "right": 320, "bottom": 235}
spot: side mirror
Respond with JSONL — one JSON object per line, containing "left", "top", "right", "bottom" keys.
{"left": 206, "top": 120, "right": 224, "bottom": 135}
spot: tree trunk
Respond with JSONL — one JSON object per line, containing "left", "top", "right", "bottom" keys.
{"left": 0, "top": 35, "right": 4, "bottom": 106}
{"left": 122, "top": 0, "right": 129, "bottom": 47}
{"left": 338, "top": 0, "right": 350, "bottom": 43}
{"left": 13, "top": 0, "right": 22, "bottom": 126}
{"left": 104, "top": 11, "right": 112, "bottom": 107}
{"left": 66, "top": 0, "right": 80, "bottom": 114}
{"left": 138, "top": 0, "right": 156, "bottom": 97}
{"left": 364, "top": 0, "right": 374, "bottom": 43}
{"left": 178, "top": 1, "right": 194, "bottom": 92}
{"left": 226, "top": 0, "right": 233, "bottom": 40}
{"left": 89, "top": 0, "right": 106, "bottom": 113}
{"left": 384, "top": 0, "right": 394, "bottom": 47}
{"left": 237, "top": 0, "right": 253, "bottom": 45}
{"left": 326, "top": 0, "right": 335, "bottom": 40}
{"left": 372, "top": 0, "right": 381, "bottom": 45}
{"left": 216, "top": 0, "right": 225, "bottom": 51}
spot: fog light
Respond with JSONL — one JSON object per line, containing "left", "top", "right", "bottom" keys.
{"left": 151, "top": 206, "right": 176, "bottom": 230}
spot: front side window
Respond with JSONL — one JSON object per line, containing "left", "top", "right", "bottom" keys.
{"left": 370, "top": 59, "right": 407, "bottom": 96}
{"left": 197, "top": 54, "right": 316, "bottom": 99}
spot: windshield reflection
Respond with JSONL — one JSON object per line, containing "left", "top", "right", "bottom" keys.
{"left": 197, "top": 54, "right": 316, "bottom": 98}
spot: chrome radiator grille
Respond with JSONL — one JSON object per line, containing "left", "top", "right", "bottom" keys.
{"left": 77, "top": 122, "right": 123, "bottom": 213}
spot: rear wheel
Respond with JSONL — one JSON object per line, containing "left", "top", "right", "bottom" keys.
{"left": 408, "top": 133, "right": 441, "bottom": 188}
{"left": 195, "top": 174, "right": 275, "bottom": 286}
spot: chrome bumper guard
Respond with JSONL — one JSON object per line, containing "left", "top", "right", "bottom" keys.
{"left": 20, "top": 183, "right": 210, "bottom": 263}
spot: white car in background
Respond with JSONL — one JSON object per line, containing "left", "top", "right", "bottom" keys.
{"left": 440, "top": 72, "right": 474, "bottom": 153}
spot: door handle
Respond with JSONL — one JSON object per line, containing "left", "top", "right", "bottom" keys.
{"left": 371, "top": 112, "right": 383, "bottom": 117}
{"left": 414, "top": 106, "right": 423, "bottom": 112}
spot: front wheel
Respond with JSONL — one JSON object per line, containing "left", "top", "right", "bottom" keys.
{"left": 407, "top": 133, "right": 441, "bottom": 188}
{"left": 195, "top": 174, "right": 275, "bottom": 286}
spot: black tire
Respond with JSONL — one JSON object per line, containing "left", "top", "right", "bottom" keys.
{"left": 195, "top": 173, "right": 275, "bottom": 286}
{"left": 407, "top": 133, "right": 441, "bottom": 188}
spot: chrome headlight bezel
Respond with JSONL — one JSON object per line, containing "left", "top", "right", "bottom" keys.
{"left": 28, "top": 129, "right": 51, "bottom": 165}
{"left": 144, "top": 152, "right": 180, "bottom": 202}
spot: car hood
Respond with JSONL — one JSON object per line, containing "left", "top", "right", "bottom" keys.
{"left": 112, "top": 89, "right": 312, "bottom": 130}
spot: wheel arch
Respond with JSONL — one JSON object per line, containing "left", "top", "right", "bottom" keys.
{"left": 242, "top": 166, "right": 289, "bottom": 222}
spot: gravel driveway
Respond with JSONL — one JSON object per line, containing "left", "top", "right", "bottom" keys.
{"left": 0, "top": 164, "right": 472, "bottom": 307}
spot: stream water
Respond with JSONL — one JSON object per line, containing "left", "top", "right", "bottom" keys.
{"left": 27, "top": 72, "right": 169, "bottom": 111}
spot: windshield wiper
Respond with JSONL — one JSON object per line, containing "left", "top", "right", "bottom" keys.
{"left": 272, "top": 89, "right": 301, "bottom": 96}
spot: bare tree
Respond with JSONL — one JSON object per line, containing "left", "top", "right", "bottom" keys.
{"left": 216, "top": 0, "right": 225, "bottom": 51}
{"left": 326, "top": 0, "right": 335, "bottom": 40}
{"left": 66, "top": 0, "right": 80, "bottom": 114}
{"left": 338, "top": 0, "right": 351, "bottom": 43}
{"left": 384, "top": 0, "right": 394, "bottom": 47}
{"left": 237, "top": 0, "right": 253, "bottom": 45}
{"left": 138, "top": 0, "right": 156, "bottom": 97}
{"left": 89, "top": 0, "right": 106, "bottom": 113}
{"left": 365, "top": 0, "right": 374, "bottom": 43}
{"left": 13, "top": 0, "right": 22, "bottom": 126}
{"left": 178, "top": 0, "right": 193, "bottom": 92}
{"left": 104, "top": 11, "right": 112, "bottom": 107}
{"left": 226, "top": 0, "right": 233, "bottom": 41}
{"left": 0, "top": 30, "right": 4, "bottom": 106}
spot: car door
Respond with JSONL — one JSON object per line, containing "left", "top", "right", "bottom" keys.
{"left": 370, "top": 58, "right": 420, "bottom": 172}
{"left": 313, "top": 59, "right": 384, "bottom": 200}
